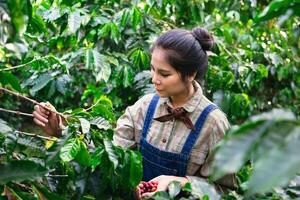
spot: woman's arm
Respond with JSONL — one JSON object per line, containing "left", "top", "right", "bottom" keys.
{"left": 113, "top": 94, "right": 154, "bottom": 148}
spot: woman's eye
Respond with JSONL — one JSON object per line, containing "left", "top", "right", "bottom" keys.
{"left": 161, "top": 74, "right": 170, "bottom": 77}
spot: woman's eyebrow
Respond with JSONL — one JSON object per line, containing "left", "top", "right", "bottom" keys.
{"left": 150, "top": 64, "right": 171, "bottom": 73}
{"left": 158, "top": 69, "right": 171, "bottom": 73}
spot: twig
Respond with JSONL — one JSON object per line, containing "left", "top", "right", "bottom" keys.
{"left": 14, "top": 183, "right": 32, "bottom": 192}
{"left": 12, "top": 152, "right": 21, "bottom": 160}
{"left": 0, "top": 108, "right": 34, "bottom": 117}
{"left": 0, "top": 55, "right": 52, "bottom": 72}
{"left": 0, "top": 58, "right": 37, "bottom": 72}
{"left": 0, "top": 64, "right": 28, "bottom": 72}
{"left": 45, "top": 174, "right": 68, "bottom": 177}
{"left": 84, "top": 98, "right": 102, "bottom": 112}
{"left": 0, "top": 87, "right": 68, "bottom": 120}
{"left": 15, "top": 130, "right": 56, "bottom": 141}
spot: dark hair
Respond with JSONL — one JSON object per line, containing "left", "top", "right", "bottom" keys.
{"left": 151, "top": 27, "right": 214, "bottom": 81}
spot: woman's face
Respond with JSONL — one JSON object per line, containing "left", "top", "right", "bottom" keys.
{"left": 150, "top": 48, "right": 190, "bottom": 98}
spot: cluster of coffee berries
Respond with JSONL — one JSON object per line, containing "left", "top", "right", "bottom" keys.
{"left": 138, "top": 181, "right": 158, "bottom": 194}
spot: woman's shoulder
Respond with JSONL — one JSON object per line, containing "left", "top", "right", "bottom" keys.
{"left": 199, "top": 95, "right": 229, "bottom": 126}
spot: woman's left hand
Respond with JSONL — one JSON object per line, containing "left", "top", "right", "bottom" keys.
{"left": 141, "top": 175, "right": 188, "bottom": 199}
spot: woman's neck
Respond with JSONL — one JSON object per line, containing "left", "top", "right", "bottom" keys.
{"left": 170, "top": 82, "right": 195, "bottom": 108}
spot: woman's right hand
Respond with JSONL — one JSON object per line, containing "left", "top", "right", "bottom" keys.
{"left": 33, "top": 102, "right": 62, "bottom": 137}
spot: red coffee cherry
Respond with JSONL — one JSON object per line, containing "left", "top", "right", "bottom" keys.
{"left": 138, "top": 181, "right": 158, "bottom": 194}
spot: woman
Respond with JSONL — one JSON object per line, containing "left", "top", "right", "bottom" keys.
{"left": 33, "top": 27, "right": 236, "bottom": 198}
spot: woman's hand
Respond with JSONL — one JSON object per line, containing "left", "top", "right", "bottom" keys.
{"left": 138, "top": 175, "right": 188, "bottom": 199}
{"left": 33, "top": 102, "right": 63, "bottom": 137}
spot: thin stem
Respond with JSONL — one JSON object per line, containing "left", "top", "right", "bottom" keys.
{"left": 15, "top": 130, "right": 56, "bottom": 141}
{"left": 45, "top": 174, "right": 68, "bottom": 177}
{"left": 84, "top": 98, "right": 102, "bottom": 112}
{"left": 0, "top": 64, "right": 29, "bottom": 72}
{"left": 0, "top": 87, "right": 68, "bottom": 120}
{"left": 0, "top": 108, "right": 34, "bottom": 117}
{"left": 0, "top": 56, "right": 51, "bottom": 72}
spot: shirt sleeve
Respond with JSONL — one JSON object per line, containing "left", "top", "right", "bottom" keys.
{"left": 186, "top": 111, "right": 238, "bottom": 191}
{"left": 112, "top": 94, "right": 154, "bottom": 148}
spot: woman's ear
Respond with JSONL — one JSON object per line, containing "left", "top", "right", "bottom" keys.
{"left": 188, "top": 72, "right": 197, "bottom": 82}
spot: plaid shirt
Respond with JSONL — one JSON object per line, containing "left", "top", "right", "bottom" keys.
{"left": 113, "top": 81, "right": 236, "bottom": 190}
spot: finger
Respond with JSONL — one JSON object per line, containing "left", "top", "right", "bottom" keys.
{"left": 34, "top": 106, "right": 49, "bottom": 119}
{"left": 135, "top": 187, "right": 142, "bottom": 200}
{"left": 141, "top": 191, "right": 155, "bottom": 198}
{"left": 33, "top": 118, "right": 45, "bottom": 127}
{"left": 34, "top": 104, "right": 50, "bottom": 116}
{"left": 45, "top": 101, "right": 57, "bottom": 112}
{"left": 33, "top": 111, "right": 49, "bottom": 124}
{"left": 33, "top": 107, "right": 49, "bottom": 120}
{"left": 39, "top": 103, "right": 51, "bottom": 114}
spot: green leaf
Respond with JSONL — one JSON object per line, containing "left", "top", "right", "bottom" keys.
{"left": 32, "top": 182, "right": 65, "bottom": 200}
{"left": 17, "top": 137, "right": 46, "bottom": 157}
{"left": 0, "top": 160, "right": 48, "bottom": 184}
{"left": 90, "top": 117, "right": 111, "bottom": 130}
{"left": 212, "top": 120, "right": 268, "bottom": 180}
{"left": 56, "top": 75, "right": 70, "bottom": 95}
{"left": 168, "top": 181, "right": 181, "bottom": 199}
{"left": 98, "top": 23, "right": 111, "bottom": 38}
{"left": 103, "top": 140, "right": 118, "bottom": 170}
{"left": 120, "top": 9, "right": 130, "bottom": 27}
{"left": 42, "top": 7, "right": 62, "bottom": 21}
{"left": 122, "top": 65, "right": 133, "bottom": 87}
{"left": 75, "top": 141, "right": 91, "bottom": 166}
{"left": 0, "top": 119, "right": 13, "bottom": 134}
{"left": 68, "top": 10, "right": 82, "bottom": 33}
{"left": 46, "top": 130, "right": 73, "bottom": 166}
{"left": 79, "top": 118, "right": 90, "bottom": 134}
{"left": 247, "top": 126, "right": 300, "bottom": 195}
{"left": 189, "top": 177, "right": 220, "bottom": 200}
{"left": 85, "top": 48, "right": 93, "bottom": 69}
{"left": 30, "top": 73, "right": 54, "bottom": 94}
{"left": 93, "top": 49, "right": 111, "bottom": 82}
{"left": 0, "top": 72, "right": 21, "bottom": 91}
{"left": 250, "top": 109, "right": 296, "bottom": 121}
{"left": 222, "top": 26, "right": 233, "bottom": 44}
{"left": 110, "top": 23, "right": 120, "bottom": 42}
{"left": 130, "top": 7, "right": 142, "bottom": 30}
{"left": 139, "top": 50, "right": 149, "bottom": 68}
{"left": 255, "top": 0, "right": 293, "bottom": 23}
{"left": 90, "top": 146, "right": 104, "bottom": 170}
{"left": 60, "top": 138, "right": 81, "bottom": 162}
{"left": 129, "top": 150, "right": 142, "bottom": 188}
{"left": 7, "top": 0, "right": 31, "bottom": 36}
{"left": 151, "top": 191, "right": 170, "bottom": 199}
{"left": 213, "top": 109, "right": 300, "bottom": 195}
{"left": 182, "top": 182, "right": 192, "bottom": 192}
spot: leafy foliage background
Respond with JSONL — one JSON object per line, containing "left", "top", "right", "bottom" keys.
{"left": 0, "top": 0, "right": 299, "bottom": 199}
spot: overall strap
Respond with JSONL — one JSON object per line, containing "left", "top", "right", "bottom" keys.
{"left": 181, "top": 104, "right": 218, "bottom": 155}
{"left": 141, "top": 94, "right": 160, "bottom": 139}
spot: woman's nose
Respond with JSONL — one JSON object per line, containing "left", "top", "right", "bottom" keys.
{"left": 151, "top": 73, "right": 160, "bottom": 85}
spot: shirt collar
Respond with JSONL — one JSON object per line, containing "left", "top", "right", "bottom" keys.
{"left": 157, "top": 81, "right": 203, "bottom": 114}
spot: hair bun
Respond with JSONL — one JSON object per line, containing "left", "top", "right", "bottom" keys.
{"left": 191, "top": 27, "right": 214, "bottom": 51}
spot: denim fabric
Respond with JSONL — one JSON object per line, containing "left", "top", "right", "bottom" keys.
{"left": 141, "top": 95, "right": 218, "bottom": 181}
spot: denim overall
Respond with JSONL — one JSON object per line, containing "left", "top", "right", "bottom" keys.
{"left": 141, "top": 95, "right": 218, "bottom": 181}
